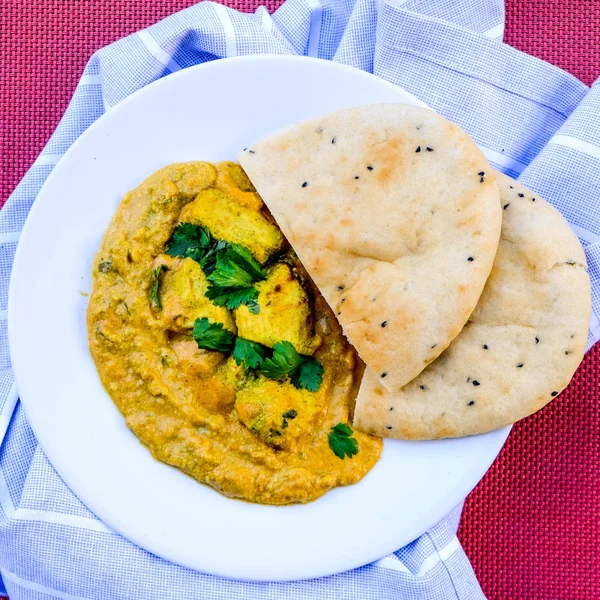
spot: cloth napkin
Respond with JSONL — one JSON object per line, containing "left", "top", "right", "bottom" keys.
{"left": 1, "top": 0, "right": 599, "bottom": 598}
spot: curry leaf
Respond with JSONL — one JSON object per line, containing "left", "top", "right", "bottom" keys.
{"left": 328, "top": 423, "right": 359, "bottom": 459}
{"left": 192, "top": 317, "right": 235, "bottom": 353}
{"left": 233, "top": 338, "right": 268, "bottom": 370}
{"left": 150, "top": 265, "right": 168, "bottom": 310}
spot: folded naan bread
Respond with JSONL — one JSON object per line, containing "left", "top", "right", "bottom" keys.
{"left": 239, "top": 104, "right": 502, "bottom": 393}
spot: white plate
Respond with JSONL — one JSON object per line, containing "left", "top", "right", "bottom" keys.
{"left": 8, "top": 56, "right": 510, "bottom": 581}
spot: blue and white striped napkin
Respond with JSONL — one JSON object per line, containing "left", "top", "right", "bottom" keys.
{"left": 1, "top": 0, "right": 599, "bottom": 598}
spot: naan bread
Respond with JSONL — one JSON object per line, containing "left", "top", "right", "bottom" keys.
{"left": 239, "top": 104, "right": 502, "bottom": 392}
{"left": 353, "top": 174, "right": 591, "bottom": 439}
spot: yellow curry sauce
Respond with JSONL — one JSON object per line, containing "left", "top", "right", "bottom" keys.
{"left": 87, "top": 161, "right": 382, "bottom": 505}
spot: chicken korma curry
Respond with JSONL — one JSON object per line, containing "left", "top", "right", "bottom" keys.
{"left": 87, "top": 162, "right": 382, "bottom": 504}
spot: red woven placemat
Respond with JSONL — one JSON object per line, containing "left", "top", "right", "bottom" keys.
{"left": 1, "top": 1, "right": 599, "bottom": 599}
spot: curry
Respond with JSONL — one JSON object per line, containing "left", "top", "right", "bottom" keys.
{"left": 87, "top": 161, "right": 382, "bottom": 505}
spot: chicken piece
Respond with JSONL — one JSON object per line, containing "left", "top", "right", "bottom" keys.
{"left": 179, "top": 188, "right": 283, "bottom": 263}
{"left": 170, "top": 338, "right": 235, "bottom": 414}
{"left": 215, "top": 161, "right": 264, "bottom": 211}
{"left": 235, "top": 377, "right": 326, "bottom": 450}
{"left": 157, "top": 256, "right": 236, "bottom": 333}
{"left": 235, "top": 263, "right": 320, "bottom": 355}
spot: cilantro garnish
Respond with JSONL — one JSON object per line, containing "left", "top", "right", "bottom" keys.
{"left": 222, "top": 244, "right": 266, "bottom": 282}
{"left": 205, "top": 285, "right": 260, "bottom": 312}
{"left": 208, "top": 251, "right": 256, "bottom": 288}
{"left": 192, "top": 317, "right": 235, "bottom": 353}
{"left": 205, "top": 244, "right": 266, "bottom": 312}
{"left": 166, "top": 223, "right": 211, "bottom": 261}
{"left": 150, "top": 264, "right": 168, "bottom": 310}
{"left": 233, "top": 338, "right": 268, "bottom": 370}
{"left": 262, "top": 341, "right": 324, "bottom": 392}
{"left": 328, "top": 423, "right": 359, "bottom": 459}
{"left": 291, "top": 356, "right": 324, "bottom": 392}
{"left": 199, "top": 239, "right": 229, "bottom": 274}
{"left": 165, "top": 223, "right": 227, "bottom": 274}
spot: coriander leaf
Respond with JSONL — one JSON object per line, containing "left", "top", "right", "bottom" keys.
{"left": 166, "top": 223, "right": 212, "bottom": 261}
{"left": 205, "top": 285, "right": 260, "bottom": 311}
{"left": 233, "top": 338, "right": 268, "bottom": 369}
{"left": 150, "top": 265, "right": 168, "bottom": 310}
{"left": 261, "top": 341, "right": 304, "bottom": 380}
{"left": 262, "top": 341, "right": 324, "bottom": 391}
{"left": 203, "top": 242, "right": 265, "bottom": 311}
{"left": 225, "top": 244, "right": 266, "bottom": 281}
{"left": 290, "top": 357, "right": 324, "bottom": 392}
{"left": 199, "top": 239, "right": 229, "bottom": 274}
{"left": 328, "top": 423, "right": 359, "bottom": 460}
{"left": 192, "top": 317, "right": 235, "bottom": 353}
{"left": 208, "top": 253, "right": 256, "bottom": 288}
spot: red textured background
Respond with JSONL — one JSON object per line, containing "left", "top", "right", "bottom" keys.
{"left": 1, "top": 1, "right": 599, "bottom": 599}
